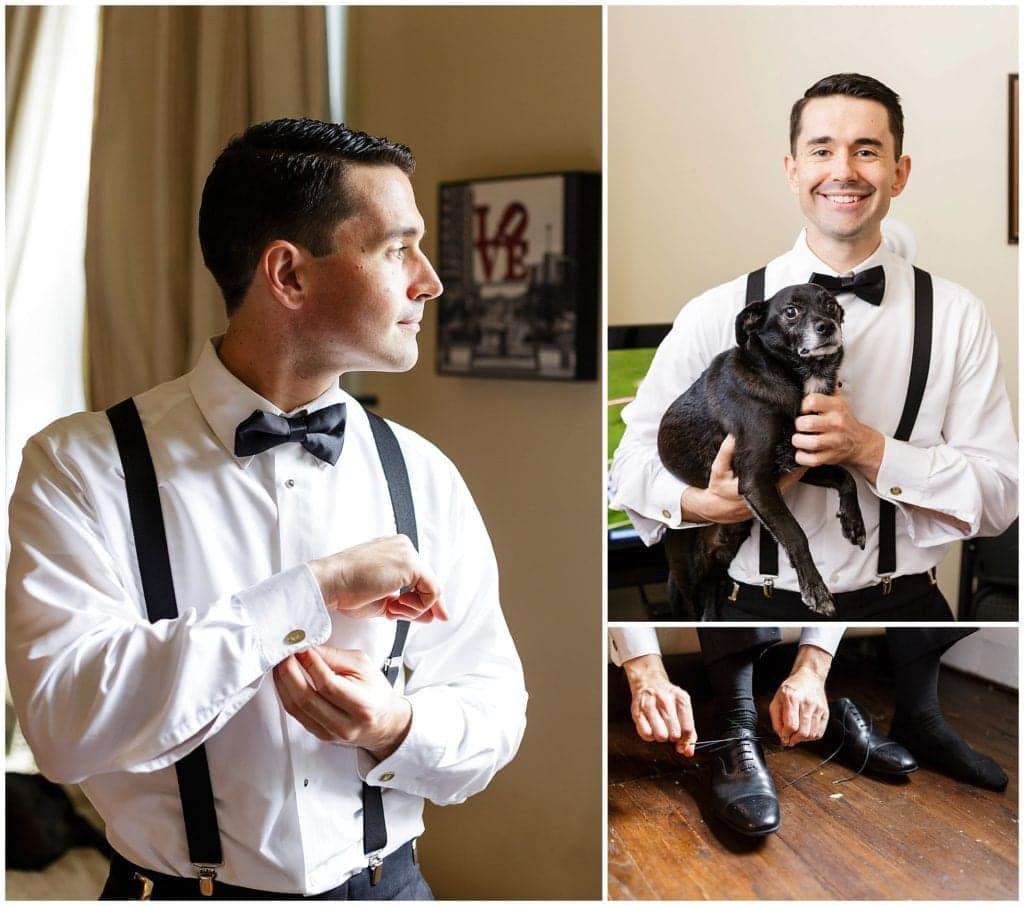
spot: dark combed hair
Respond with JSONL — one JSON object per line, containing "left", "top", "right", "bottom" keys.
{"left": 198, "top": 118, "right": 416, "bottom": 315}
{"left": 789, "top": 73, "right": 904, "bottom": 159}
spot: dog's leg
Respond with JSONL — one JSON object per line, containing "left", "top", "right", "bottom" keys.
{"left": 662, "top": 528, "right": 709, "bottom": 620}
{"left": 799, "top": 465, "right": 866, "bottom": 549}
{"left": 740, "top": 477, "right": 836, "bottom": 616}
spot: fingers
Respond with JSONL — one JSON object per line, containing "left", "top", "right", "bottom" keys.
{"left": 710, "top": 434, "right": 737, "bottom": 480}
{"left": 274, "top": 655, "right": 346, "bottom": 742}
{"left": 800, "top": 392, "right": 841, "bottom": 415}
{"left": 631, "top": 685, "right": 695, "bottom": 754}
{"left": 771, "top": 685, "right": 829, "bottom": 746}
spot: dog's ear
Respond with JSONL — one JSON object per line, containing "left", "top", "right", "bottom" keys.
{"left": 735, "top": 300, "right": 768, "bottom": 345}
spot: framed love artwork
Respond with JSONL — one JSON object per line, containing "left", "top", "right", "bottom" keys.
{"left": 436, "top": 172, "right": 600, "bottom": 381}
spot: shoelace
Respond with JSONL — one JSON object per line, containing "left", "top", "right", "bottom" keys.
{"left": 677, "top": 708, "right": 894, "bottom": 789}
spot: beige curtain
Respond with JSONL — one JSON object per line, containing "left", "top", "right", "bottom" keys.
{"left": 86, "top": 6, "right": 328, "bottom": 409}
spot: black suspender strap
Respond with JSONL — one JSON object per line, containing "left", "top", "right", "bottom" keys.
{"left": 878, "top": 267, "right": 933, "bottom": 579}
{"left": 745, "top": 269, "right": 779, "bottom": 582}
{"left": 106, "top": 400, "right": 420, "bottom": 890}
{"left": 106, "top": 398, "right": 224, "bottom": 891}
{"left": 363, "top": 411, "right": 417, "bottom": 879}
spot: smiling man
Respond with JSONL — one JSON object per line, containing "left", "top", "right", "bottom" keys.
{"left": 609, "top": 73, "right": 1017, "bottom": 621}
{"left": 8, "top": 119, "right": 527, "bottom": 899}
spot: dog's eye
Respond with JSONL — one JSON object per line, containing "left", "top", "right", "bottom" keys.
{"left": 783, "top": 306, "right": 799, "bottom": 319}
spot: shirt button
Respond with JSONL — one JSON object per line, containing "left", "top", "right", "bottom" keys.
{"left": 661, "top": 509, "right": 672, "bottom": 519}
{"left": 285, "top": 478, "right": 296, "bottom": 488}
{"left": 830, "top": 572, "right": 840, "bottom": 584}
{"left": 380, "top": 772, "right": 395, "bottom": 782}
{"left": 284, "top": 629, "right": 306, "bottom": 645}
{"left": 890, "top": 486, "right": 903, "bottom": 497}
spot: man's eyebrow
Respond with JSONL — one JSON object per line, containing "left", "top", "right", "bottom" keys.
{"left": 804, "top": 135, "right": 884, "bottom": 148}
{"left": 381, "top": 225, "right": 424, "bottom": 241}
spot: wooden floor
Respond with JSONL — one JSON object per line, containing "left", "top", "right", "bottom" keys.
{"left": 608, "top": 640, "right": 1019, "bottom": 900}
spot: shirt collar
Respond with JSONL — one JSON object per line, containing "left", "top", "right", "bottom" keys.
{"left": 790, "top": 228, "right": 894, "bottom": 278}
{"left": 188, "top": 337, "right": 351, "bottom": 468}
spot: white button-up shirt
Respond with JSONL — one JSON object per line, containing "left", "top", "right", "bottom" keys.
{"left": 609, "top": 231, "right": 1018, "bottom": 594}
{"left": 607, "top": 626, "right": 845, "bottom": 666}
{"left": 7, "top": 340, "right": 527, "bottom": 895}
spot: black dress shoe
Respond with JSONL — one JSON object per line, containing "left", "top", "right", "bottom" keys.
{"left": 710, "top": 728, "right": 780, "bottom": 836}
{"left": 822, "top": 698, "right": 918, "bottom": 776}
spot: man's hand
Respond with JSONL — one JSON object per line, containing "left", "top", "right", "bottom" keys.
{"left": 681, "top": 435, "right": 806, "bottom": 524}
{"left": 792, "top": 392, "right": 884, "bottom": 484}
{"left": 308, "top": 535, "right": 448, "bottom": 623}
{"left": 622, "top": 654, "right": 697, "bottom": 756}
{"left": 769, "top": 644, "right": 832, "bottom": 746}
{"left": 274, "top": 645, "right": 412, "bottom": 760}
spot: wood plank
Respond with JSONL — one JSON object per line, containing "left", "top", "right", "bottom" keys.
{"left": 608, "top": 650, "right": 1018, "bottom": 900}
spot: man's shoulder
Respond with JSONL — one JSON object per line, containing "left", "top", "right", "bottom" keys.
{"left": 25, "top": 374, "right": 193, "bottom": 466}
{"left": 365, "top": 413, "right": 462, "bottom": 482}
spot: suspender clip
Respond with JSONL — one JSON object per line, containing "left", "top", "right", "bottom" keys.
{"left": 762, "top": 577, "right": 775, "bottom": 598}
{"left": 927, "top": 567, "right": 938, "bottom": 586}
{"left": 132, "top": 872, "right": 154, "bottom": 900}
{"left": 880, "top": 575, "right": 893, "bottom": 596}
{"left": 727, "top": 582, "right": 740, "bottom": 602}
{"left": 368, "top": 851, "right": 385, "bottom": 886}
{"left": 195, "top": 865, "right": 219, "bottom": 897}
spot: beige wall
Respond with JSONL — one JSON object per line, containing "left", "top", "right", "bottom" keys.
{"left": 346, "top": 6, "right": 602, "bottom": 900}
{"left": 610, "top": 5, "right": 1019, "bottom": 603}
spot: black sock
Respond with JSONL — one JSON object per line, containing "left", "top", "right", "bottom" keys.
{"left": 706, "top": 651, "right": 758, "bottom": 738}
{"left": 889, "top": 650, "right": 1007, "bottom": 792}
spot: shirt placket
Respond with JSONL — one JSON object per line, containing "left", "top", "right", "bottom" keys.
{"left": 273, "top": 443, "right": 339, "bottom": 891}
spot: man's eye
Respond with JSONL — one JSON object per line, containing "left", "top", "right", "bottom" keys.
{"left": 391, "top": 247, "right": 409, "bottom": 259}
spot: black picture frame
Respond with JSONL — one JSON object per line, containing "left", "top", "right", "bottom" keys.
{"left": 1010, "top": 73, "right": 1018, "bottom": 244}
{"left": 436, "top": 172, "right": 600, "bottom": 381}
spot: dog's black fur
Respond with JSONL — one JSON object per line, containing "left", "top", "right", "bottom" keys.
{"left": 657, "top": 283, "right": 865, "bottom": 616}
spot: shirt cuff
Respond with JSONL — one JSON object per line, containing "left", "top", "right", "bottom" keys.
{"left": 874, "top": 437, "right": 929, "bottom": 508}
{"left": 608, "top": 627, "right": 661, "bottom": 666}
{"left": 360, "top": 694, "right": 447, "bottom": 792}
{"left": 235, "top": 564, "right": 332, "bottom": 671}
{"left": 798, "top": 626, "right": 844, "bottom": 657}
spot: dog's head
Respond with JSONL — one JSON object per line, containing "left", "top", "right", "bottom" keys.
{"left": 735, "top": 283, "right": 844, "bottom": 361}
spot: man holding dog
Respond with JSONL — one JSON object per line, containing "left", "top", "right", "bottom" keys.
{"left": 609, "top": 73, "right": 1017, "bottom": 621}
{"left": 7, "top": 119, "right": 527, "bottom": 898}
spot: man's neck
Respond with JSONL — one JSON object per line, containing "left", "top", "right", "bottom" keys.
{"left": 804, "top": 229, "right": 883, "bottom": 274}
{"left": 217, "top": 326, "right": 338, "bottom": 413}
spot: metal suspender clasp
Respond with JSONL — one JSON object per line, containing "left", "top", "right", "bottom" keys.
{"left": 727, "top": 582, "right": 740, "bottom": 602}
{"left": 195, "top": 865, "right": 219, "bottom": 897}
{"left": 927, "top": 567, "right": 938, "bottom": 586}
{"left": 132, "top": 872, "right": 154, "bottom": 900}
{"left": 880, "top": 575, "right": 893, "bottom": 596}
{"left": 762, "top": 577, "right": 775, "bottom": 598}
{"left": 368, "top": 851, "right": 384, "bottom": 886}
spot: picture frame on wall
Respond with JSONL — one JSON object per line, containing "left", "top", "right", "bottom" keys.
{"left": 436, "top": 172, "right": 600, "bottom": 381}
{"left": 1010, "top": 73, "right": 1018, "bottom": 244}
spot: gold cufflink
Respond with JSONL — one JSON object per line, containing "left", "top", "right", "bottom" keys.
{"left": 284, "top": 629, "right": 306, "bottom": 645}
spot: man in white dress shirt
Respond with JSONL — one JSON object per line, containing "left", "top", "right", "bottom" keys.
{"left": 608, "top": 73, "right": 1017, "bottom": 620}
{"left": 7, "top": 119, "right": 527, "bottom": 899}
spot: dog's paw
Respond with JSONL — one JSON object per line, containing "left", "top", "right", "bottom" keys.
{"left": 802, "top": 584, "right": 836, "bottom": 617}
{"left": 838, "top": 507, "right": 866, "bottom": 549}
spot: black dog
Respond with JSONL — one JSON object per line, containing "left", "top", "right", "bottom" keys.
{"left": 657, "top": 283, "right": 865, "bottom": 616}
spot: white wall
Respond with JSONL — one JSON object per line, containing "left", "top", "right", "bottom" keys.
{"left": 942, "top": 627, "right": 1019, "bottom": 689}
{"left": 609, "top": 5, "right": 1019, "bottom": 604}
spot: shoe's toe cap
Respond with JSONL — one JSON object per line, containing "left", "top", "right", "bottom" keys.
{"left": 722, "top": 794, "right": 780, "bottom": 835}
{"left": 870, "top": 742, "right": 918, "bottom": 774}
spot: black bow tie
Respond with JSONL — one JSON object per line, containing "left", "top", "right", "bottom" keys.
{"left": 234, "top": 403, "right": 347, "bottom": 465}
{"left": 809, "top": 265, "right": 886, "bottom": 306}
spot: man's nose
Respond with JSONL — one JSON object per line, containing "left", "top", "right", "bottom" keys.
{"left": 412, "top": 253, "right": 444, "bottom": 302}
{"left": 831, "top": 150, "right": 856, "bottom": 180}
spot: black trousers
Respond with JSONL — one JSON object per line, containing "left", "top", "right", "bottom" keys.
{"left": 696, "top": 626, "right": 975, "bottom": 671}
{"left": 716, "top": 573, "right": 953, "bottom": 621}
{"left": 99, "top": 841, "right": 433, "bottom": 901}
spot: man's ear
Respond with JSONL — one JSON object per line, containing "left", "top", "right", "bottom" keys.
{"left": 260, "top": 240, "right": 307, "bottom": 311}
{"left": 735, "top": 300, "right": 768, "bottom": 346}
{"left": 891, "top": 154, "right": 911, "bottom": 198}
